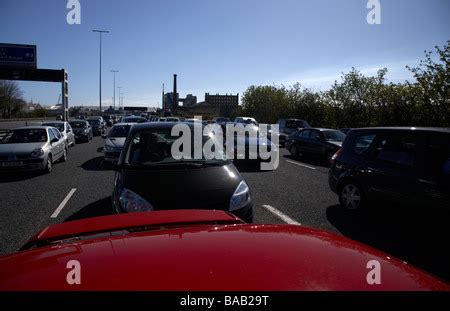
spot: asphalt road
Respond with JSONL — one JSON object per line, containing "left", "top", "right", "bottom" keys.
{"left": 1, "top": 127, "right": 449, "bottom": 281}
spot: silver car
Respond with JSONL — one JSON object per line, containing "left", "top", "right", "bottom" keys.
{"left": 41, "top": 121, "right": 76, "bottom": 147}
{"left": 102, "top": 123, "right": 132, "bottom": 163}
{"left": 0, "top": 126, "right": 67, "bottom": 173}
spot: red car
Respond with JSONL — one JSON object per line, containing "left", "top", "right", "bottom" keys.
{"left": 0, "top": 210, "right": 448, "bottom": 291}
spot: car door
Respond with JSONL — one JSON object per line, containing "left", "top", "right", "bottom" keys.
{"left": 66, "top": 122, "right": 74, "bottom": 145}
{"left": 47, "top": 128, "right": 58, "bottom": 159}
{"left": 416, "top": 131, "right": 450, "bottom": 207}
{"left": 308, "top": 130, "right": 325, "bottom": 155}
{"left": 51, "top": 128, "right": 64, "bottom": 159}
{"left": 295, "top": 130, "right": 311, "bottom": 153}
{"left": 363, "top": 130, "right": 423, "bottom": 203}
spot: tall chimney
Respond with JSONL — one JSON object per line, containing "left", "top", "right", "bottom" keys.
{"left": 173, "top": 74, "right": 178, "bottom": 109}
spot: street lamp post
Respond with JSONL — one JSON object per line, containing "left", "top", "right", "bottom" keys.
{"left": 111, "top": 70, "right": 119, "bottom": 111}
{"left": 117, "top": 86, "right": 122, "bottom": 110}
{"left": 92, "top": 29, "right": 109, "bottom": 113}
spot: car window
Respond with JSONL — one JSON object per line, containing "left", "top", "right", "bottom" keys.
{"left": 52, "top": 128, "right": 61, "bottom": 139}
{"left": 42, "top": 123, "right": 64, "bottom": 132}
{"left": 0, "top": 129, "right": 48, "bottom": 144}
{"left": 286, "top": 120, "right": 310, "bottom": 129}
{"left": 322, "top": 130, "right": 346, "bottom": 142}
{"left": 353, "top": 134, "right": 376, "bottom": 155}
{"left": 109, "top": 125, "right": 131, "bottom": 138}
{"left": 299, "top": 130, "right": 310, "bottom": 138}
{"left": 48, "top": 128, "right": 56, "bottom": 141}
{"left": 125, "top": 129, "right": 227, "bottom": 166}
{"left": 424, "top": 133, "right": 450, "bottom": 181}
{"left": 372, "top": 133, "right": 418, "bottom": 167}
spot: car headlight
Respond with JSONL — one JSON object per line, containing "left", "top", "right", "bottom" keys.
{"left": 119, "top": 188, "right": 154, "bottom": 213}
{"left": 229, "top": 180, "right": 251, "bottom": 211}
{"left": 31, "top": 148, "right": 44, "bottom": 158}
{"left": 84, "top": 129, "right": 89, "bottom": 133}
{"left": 104, "top": 144, "right": 114, "bottom": 152}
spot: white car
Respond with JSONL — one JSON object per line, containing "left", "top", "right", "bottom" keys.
{"left": 42, "top": 121, "right": 75, "bottom": 147}
{"left": 102, "top": 123, "right": 133, "bottom": 163}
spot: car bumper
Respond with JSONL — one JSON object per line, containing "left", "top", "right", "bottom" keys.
{"left": 74, "top": 133, "right": 89, "bottom": 140}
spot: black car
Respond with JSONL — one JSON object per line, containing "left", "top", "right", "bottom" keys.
{"left": 69, "top": 120, "right": 93, "bottom": 142}
{"left": 329, "top": 127, "right": 450, "bottom": 211}
{"left": 339, "top": 128, "right": 352, "bottom": 135}
{"left": 111, "top": 122, "right": 254, "bottom": 222}
{"left": 87, "top": 118, "right": 106, "bottom": 136}
{"left": 121, "top": 116, "right": 148, "bottom": 123}
{"left": 286, "top": 128, "right": 346, "bottom": 161}
{"left": 276, "top": 119, "right": 311, "bottom": 147}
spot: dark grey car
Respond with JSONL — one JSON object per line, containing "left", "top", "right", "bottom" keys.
{"left": 286, "top": 128, "right": 346, "bottom": 161}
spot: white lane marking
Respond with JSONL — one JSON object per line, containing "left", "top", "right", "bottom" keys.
{"left": 286, "top": 160, "right": 316, "bottom": 170}
{"left": 262, "top": 204, "right": 301, "bottom": 225}
{"left": 51, "top": 188, "right": 77, "bottom": 218}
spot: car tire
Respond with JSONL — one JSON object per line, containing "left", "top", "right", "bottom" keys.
{"left": 61, "top": 148, "right": 67, "bottom": 162}
{"left": 338, "top": 181, "right": 365, "bottom": 211}
{"left": 44, "top": 155, "right": 52, "bottom": 174}
{"left": 289, "top": 143, "right": 300, "bottom": 155}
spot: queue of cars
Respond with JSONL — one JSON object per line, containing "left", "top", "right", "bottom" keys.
{"left": 1, "top": 115, "right": 449, "bottom": 291}
{"left": 0, "top": 116, "right": 109, "bottom": 174}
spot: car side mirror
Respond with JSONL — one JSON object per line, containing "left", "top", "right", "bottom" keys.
{"left": 51, "top": 138, "right": 59, "bottom": 144}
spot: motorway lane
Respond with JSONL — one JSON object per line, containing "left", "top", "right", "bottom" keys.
{"left": 0, "top": 136, "right": 115, "bottom": 255}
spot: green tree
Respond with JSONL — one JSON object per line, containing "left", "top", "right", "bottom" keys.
{"left": 406, "top": 41, "right": 450, "bottom": 126}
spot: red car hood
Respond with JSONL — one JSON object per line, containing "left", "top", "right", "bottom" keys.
{"left": 0, "top": 210, "right": 448, "bottom": 291}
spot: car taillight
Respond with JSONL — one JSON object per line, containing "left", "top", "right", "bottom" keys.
{"left": 329, "top": 148, "right": 342, "bottom": 166}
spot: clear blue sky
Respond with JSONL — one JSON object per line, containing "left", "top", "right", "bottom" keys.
{"left": 1, "top": 0, "right": 449, "bottom": 107}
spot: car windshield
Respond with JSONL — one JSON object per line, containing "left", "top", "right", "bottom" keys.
{"left": 322, "top": 130, "right": 346, "bottom": 142}
{"left": 123, "top": 117, "right": 146, "bottom": 123}
{"left": 42, "top": 123, "right": 64, "bottom": 132}
{"left": 69, "top": 121, "right": 87, "bottom": 128}
{"left": 109, "top": 125, "right": 131, "bottom": 138}
{"left": 0, "top": 129, "right": 47, "bottom": 144}
{"left": 88, "top": 120, "right": 100, "bottom": 125}
{"left": 125, "top": 128, "right": 227, "bottom": 166}
{"left": 286, "top": 120, "right": 310, "bottom": 129}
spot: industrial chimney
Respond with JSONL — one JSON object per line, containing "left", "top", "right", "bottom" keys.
{"left": 173, "top": 74, "right": 178, "bottom": 108}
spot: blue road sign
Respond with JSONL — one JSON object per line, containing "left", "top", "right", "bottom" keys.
{"left": 0, "top": 43, "right": 37, "bottom": 68}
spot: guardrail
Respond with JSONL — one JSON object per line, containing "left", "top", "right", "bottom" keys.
{"left": 0, "top": 117, "right": 54, "bottom": 123}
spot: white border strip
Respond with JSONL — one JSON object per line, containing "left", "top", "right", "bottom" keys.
{"left": 51, "top": 188, "right": 77, "bottom": 218}
{"left": 286, "top": 160, "right": 316, "bottom": 170}
{"left": 262, "top": 204, "right": 301, "bottom": 225}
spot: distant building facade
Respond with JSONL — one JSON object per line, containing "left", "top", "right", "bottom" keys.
{"left": 204, "top": 93, "right": 239, "bottom": 117}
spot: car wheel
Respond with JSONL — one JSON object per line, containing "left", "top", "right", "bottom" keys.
{"left": 44, "top": 155, "right": 52, "bottom": 174}
{"left": 61, "top": 148, "right": 67, "bottom": 162}
{"left": 289, "top": 143, "right": 300, "bottom": 155}
{"left": 339, "top": 181, "right": 365, "bottom": 211}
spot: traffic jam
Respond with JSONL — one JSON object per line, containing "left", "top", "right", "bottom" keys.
{"left": 0, "top": 0, "right": 449, "bottom": 306}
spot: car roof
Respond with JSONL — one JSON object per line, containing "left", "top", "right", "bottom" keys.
{"left": 12, "top": 126, "right": 52, "bottom": 131}
{"left": 42, "top": 121, "right": 65, "bottom": 124}
{"left": 0, "top": 210, "right": 447, "bottom": 291}
{"left": 111, "top": 123, "right": 134, "bottom": 126}
{"left": 301, "top": 128, "right": 338, "bottom": 132}
{"left": 350, "top": 126, "right": 450, "bottom": 133}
